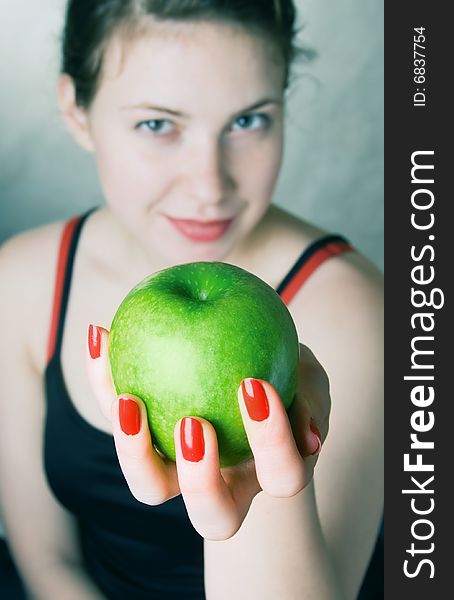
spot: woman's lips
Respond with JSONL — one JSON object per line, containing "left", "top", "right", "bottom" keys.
{"left": 165, "top": 216, "right": 234, "bottom": 242}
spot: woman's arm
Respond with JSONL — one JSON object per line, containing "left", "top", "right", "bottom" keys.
{"left": 0, "top": 234, "right": 104, "bottom": 600}
{"left": 204, "top": 483, "right": 344, "bottom": 599}
{"left": 203, "top": 252, "right": 383, "bottom": 600}
{"left": 303, "top": 253, "right": 384, "bottom": 598}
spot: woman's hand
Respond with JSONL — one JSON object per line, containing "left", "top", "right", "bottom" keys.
{"left": 86, "top": 325, "right": 330, "bottom": 540}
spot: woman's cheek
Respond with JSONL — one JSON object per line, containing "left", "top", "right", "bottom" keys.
{"left": 246, "top": 143, "right": 283, "bottom": 202}
{"left": 97, "top": 146, "right": 156, "bottom": 207}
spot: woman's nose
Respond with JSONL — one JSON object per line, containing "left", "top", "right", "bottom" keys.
{"left": 185, "top": 139, "right": 235, "bottom": 205}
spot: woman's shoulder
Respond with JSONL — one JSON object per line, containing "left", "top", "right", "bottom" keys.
{"left": 258, "top": 205, "right": 383, "bottom": 290}
{"left": 257, "top": 205, "right": 383, "bottom": 333}
{"left": 0, "top": 219, "right": 67, "bottom": 290}
{"left": 0, "top": 219, "right": 68, "bottom": 370}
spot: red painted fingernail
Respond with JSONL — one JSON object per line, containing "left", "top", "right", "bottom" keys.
{"left": 119, "top": 397, "right": 141, "bottom": 436}
{"left": 241, "top": 378, "right": 270, "bottom": 422}
{"left": 88, "top": 324, "right": 101, "bottom": 359}
{"left": 180, "top": 417, "right": 205, "bottom": 462}
{"left": 310, "top": 418, "right": 322, "bottom": 456}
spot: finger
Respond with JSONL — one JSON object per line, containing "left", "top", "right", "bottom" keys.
{"left": 287, "top": 394, "right": 322, "bottom": 458}
{"left": 238, "top": 379, "right": 307, "bottom": 497}
{"left": 174, "top": 417, "right": 242, "bottom": 540}
{"left": 111, "top": 395, "right": 180, "bottom": 504}
{"left": 85, "top": 324, "right": 116, "bottom": 422}
{"left": 283, "top": 387, "right": 321, "bottom": 489}
{"left": 288, "top": 344, "right": 329, "bottom": 458}
{"left": 297, "top": 343, "right": 331, "bottom": 441}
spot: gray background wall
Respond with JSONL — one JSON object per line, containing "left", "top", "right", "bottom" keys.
{"left": 0, "top": 0, "right": 383, "bottom": 269}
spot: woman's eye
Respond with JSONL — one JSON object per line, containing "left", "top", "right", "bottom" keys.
{"left": 137, "top": 119, "right": 175, "bottom": 135}
{"left": 230, "top": 113, "right": 271, "bottom": 132}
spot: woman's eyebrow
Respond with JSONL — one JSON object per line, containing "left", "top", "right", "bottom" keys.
{"left": 120, "top": 98, "right": 282, "bottom": 118}
{"left": 120, "top": 103, "right": 187, "bottom": 117}
{"left": 232, "top": 98, "right": 283, "bottom": 117}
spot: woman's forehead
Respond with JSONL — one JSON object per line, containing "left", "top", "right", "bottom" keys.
{"left": 97, "top": 20, "right": 285, "bottom": 106}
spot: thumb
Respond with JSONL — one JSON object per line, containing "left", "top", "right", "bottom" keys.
{"left": 85, "top": 324, "right": 116, "bottom": 422}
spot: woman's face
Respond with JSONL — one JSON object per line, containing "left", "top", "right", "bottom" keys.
{"left": 83, "top": 20, "right": 286, "bottom": 263}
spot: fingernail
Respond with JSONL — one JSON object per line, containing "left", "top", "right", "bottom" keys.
{"left": 241, "top": 378, "right": 270, "bottom": 422}
{"left": 180, "top": 417, "right": 205, "bottom": 462}
{"left": 310, "top": 418, "right": 322, "bottom": 456}
{"left": 88, "top": 324, "right": 101, "bottom": 359}
{"left": 119, "top": 397, "right": 141, "bottom": 436}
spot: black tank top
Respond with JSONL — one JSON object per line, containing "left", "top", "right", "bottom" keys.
{"left": 43, "top": 209, "right": 352, "bottom": 599}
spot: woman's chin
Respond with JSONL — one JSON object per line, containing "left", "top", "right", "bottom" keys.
{"left": 158, "top": 241, "right": 232, "bottom": 265}
{"left": 151, "top": 223, "right": 242, "bottom": 265}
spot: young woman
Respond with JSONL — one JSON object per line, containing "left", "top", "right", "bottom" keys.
{"left": 0, "top": 1, "right": 383, "bottom": 598}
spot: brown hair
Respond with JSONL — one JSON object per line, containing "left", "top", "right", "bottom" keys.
{"left": 61, "top": 0, "right": 306, "bottom": 107}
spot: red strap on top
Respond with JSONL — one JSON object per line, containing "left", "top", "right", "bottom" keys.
{"left": 46, "top": 216, "right": 81, "bottom": 363}
{"left": 279, "top": 240, "right": 353, "bottom": 306}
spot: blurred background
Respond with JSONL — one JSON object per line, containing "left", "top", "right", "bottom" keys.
{"left": 0, "top": 0, "right": 383, "bottom": 268}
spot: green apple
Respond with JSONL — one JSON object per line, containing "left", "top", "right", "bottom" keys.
{"left": 108, "top": 262, "right": 299, "bottom": 467}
